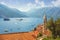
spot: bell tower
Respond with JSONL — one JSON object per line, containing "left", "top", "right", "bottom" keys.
{"left": 42, "top": 13, "right": 47, "bottom": 36}
{"left": 43, "top": 14, "right": 47, "bottom": 29}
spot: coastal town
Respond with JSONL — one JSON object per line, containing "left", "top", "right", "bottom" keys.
{"left": 0, "top": 0, "right": 60, "bottom": 40}
{"left": 0, "top": 14, "right": 51, "bottom": 40}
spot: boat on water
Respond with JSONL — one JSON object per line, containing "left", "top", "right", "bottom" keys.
{"left": 4, "top": 18, "right": 10, "bottom": 21}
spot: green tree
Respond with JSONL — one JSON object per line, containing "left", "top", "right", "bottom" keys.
{"left": 55, "top": 18, "right": 60, "bottom": 37}
{"left": 47, "top": 17, "right": 56, "bottom": 39}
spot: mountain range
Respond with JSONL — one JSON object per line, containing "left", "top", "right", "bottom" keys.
{"left": 0, "top": 4, "right": 27, "bottom": 18}
{"left": 27, "top": 7, "right": 60, "bottom": 19}
{"left": 0, "top": 4, "right": 60, "bottom": 19}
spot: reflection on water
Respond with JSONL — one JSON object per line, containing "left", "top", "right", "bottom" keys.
{"left": 0, "top": 18, "right": 43, "bottom": 34}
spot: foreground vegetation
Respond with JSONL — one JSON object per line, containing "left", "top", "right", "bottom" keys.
{"left": 47, "top": 17, "right": 60, "bottom": 39}
{"left": 43, "top": 37, "right": 60, "bottom": 40}
{"left": 37, "top": 17, "right": 60, "bottom": 40}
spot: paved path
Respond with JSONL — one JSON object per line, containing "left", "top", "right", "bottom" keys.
{"left": 37, "top": 35, "right": 47, "bottom": 40}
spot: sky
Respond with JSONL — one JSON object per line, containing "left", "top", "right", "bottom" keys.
{"left": 0, "top": 0, "right": 60, "bottom": 12}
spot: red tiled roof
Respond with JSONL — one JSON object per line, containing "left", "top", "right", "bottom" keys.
{"left": 0, "top": 24, "right": 51, "bottom": 40}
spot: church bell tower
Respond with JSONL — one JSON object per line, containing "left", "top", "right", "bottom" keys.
{"left": 42, "top": 13, "right": 47, "bottom": 36}
{"left": 43, "top": 14, "right": 47, "bottom": 29}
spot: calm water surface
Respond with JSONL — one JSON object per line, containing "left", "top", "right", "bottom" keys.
{"left": 0, "top": 18, "right": 43, "bottom": 34}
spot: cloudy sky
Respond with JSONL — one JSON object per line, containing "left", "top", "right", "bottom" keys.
{"left": 0, "top": 0, "right": 60, "bottom": 12}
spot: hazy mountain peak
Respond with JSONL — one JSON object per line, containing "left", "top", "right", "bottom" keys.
{"left": 0, "top": 4, "right": 27, "bottom": 18}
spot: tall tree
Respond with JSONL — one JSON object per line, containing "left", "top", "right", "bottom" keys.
{"left": 47, "top": 17, "right": 56, "bottom": 39}
{"left": 55, "top": 18, "right": 60, "bottom": 37}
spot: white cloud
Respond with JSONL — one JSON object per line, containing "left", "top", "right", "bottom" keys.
{"left": 18, "top": 7, "right": 30, "bottom": 12}
{"left": 27, "top": 3, "right": 36, "bottom": 8}
{"left": 35, "top": 0, "right": 47, "bottom": 8}
{"left": 0, "top": 2, "right": 15, "bottom": 8}
{"left": 28, "top": 0, "right": 60, "bottom": 9}
{"left": 35, "top": 0, "right": 39, "bottom": 4}
{"left": 26, "top": 1, "right": 46, "bottom": 8}
{"left": 39, "top": 1, "right": 45, "bottom": 7}
{"left": 0, "top": 2, "right": 6, "bottom": 5}
{"left": 18, "top": 3, "right": 35, "bottom": 12}
{"left": 1, "top": 0, "right": 59, "bottom": 12}
{"left": 52, "top": 0, "right": 60, "bottom": 7}
{"left": 35, "top": 0, "right": 60, "bottom": 8}
{"left": 19, "top": 0, "right": 46, "bottom": 12}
